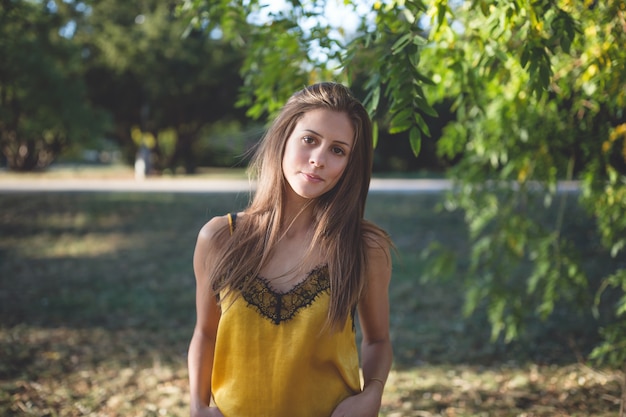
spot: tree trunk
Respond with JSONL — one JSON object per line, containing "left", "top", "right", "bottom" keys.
{"left": 2, "top": 135, "right": 63, "bottom": 172}
{"left": 166, "top": 131, "right": 196, "bottom": 174}
{"left": 619, "top": 365, "right": 626, "bottom": 417}
{"left": 3, "top": 139, "right": 42, "bottom": 171}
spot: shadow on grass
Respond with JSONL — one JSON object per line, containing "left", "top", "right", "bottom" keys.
{"left": 0, "top": 191, "right": 622, "bottom": 416}
{"left": 0, "top": 193, "right": 249, "bottom": 367}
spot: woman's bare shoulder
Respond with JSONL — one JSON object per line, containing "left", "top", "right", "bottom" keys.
{"left": 197, "top": 212, "right": 246, "bottom": 243}
{"left": 197, "top": 214, "right": 230, "bottom": 245}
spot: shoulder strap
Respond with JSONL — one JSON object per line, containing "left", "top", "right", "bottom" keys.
{"left": 227, "top": 212, "right": 237, "bottom": 236}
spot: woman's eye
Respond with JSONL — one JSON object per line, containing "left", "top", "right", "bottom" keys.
{"left": 302, "top": 136, "right": 315, "bottom": 144}
{"left": 332, "top": 146, "right": 346, "bottom": 155}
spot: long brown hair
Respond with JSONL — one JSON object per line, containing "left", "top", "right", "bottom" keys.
{"left": 207, "top": 82, "right": 390, "bottom": 327}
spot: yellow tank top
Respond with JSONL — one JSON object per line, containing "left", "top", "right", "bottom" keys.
{"left": 211, "top": 265, "right": 361, "bottom": 417}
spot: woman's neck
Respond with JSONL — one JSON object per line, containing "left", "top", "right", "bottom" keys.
{"left": 281, "top": 196, "right": 315, "bottom": 239}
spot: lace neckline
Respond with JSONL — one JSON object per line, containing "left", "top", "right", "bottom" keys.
{"left": 241, "top": 264, "right": 329, "bottom": 324}
{"left": 256, "top": 264, "right": 327, "bottom": 295}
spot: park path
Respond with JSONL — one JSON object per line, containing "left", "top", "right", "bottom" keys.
{"left": 0, "top": 176, "right": 581, "bottom": 194}
{"left": 0, "top": 177, "right": 454, "bottom": 193}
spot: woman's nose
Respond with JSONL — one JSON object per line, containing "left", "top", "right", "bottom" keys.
{"left": 309, "top": 150, "right": 325, "bottom": 167}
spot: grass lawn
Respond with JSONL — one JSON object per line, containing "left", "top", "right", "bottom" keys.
{"left": 0, "top": 189, "right": 622, "bottom": 416}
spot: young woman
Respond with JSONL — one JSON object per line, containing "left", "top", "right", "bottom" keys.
{"left": 188, "top": 82, "right": 393, "bottom": 417}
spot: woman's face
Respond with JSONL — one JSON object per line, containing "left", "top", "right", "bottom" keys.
{"left": 282, "top": 108, "right": 355, "bottom": 201}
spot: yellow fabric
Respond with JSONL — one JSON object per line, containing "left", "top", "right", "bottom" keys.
{"left": 211, "top": 272, "right": 361, "bottom": 417}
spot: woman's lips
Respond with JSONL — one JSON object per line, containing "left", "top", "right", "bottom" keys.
{"left": 301, "top": 172, "right": 323, "bottom": 182}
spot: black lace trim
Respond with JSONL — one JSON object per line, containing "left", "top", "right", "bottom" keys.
{"left": 241, "top": 265, "right": 330, "bottom": 325}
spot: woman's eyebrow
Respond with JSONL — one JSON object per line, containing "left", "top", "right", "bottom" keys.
{"left": 303, "top": 129, "right": 352, "bottom": 148}
{"left": 303, "top": 128, "right": 323, "bottom": 137}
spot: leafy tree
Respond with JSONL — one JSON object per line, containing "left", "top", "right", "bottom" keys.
{"left": 179, "top": 0, "right": 349, "bottom": 118}
{"left": 180, "top": 0, "right": 626, "bottom": 377}
{"left": 420, "top": 0, "right": 626, "bottom": 368}
{"left": 419, "top": 1, "right": 626, "bottom": 410}
{"left": 0, "top": 0, "right": 108, "bottom": 171}
{"left": 75, "top": 0, "right": 247, "bottom": 173}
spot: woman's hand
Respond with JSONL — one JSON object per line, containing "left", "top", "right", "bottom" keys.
{"left": 191, "top": 405, "right": 225, "bottom": 417}
{"left": 330, "top": 385, "right": 382, "bottom": 417}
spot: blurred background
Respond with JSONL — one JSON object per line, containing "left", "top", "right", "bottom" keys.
{"left": 1, "top": 0, "right": 625, "bottom": 416}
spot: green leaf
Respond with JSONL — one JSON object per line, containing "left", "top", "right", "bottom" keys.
{"left": 406, "top": 0, "right": 428, "bottom": 12}
{"left": 414, "top": 113, "right": 431, "bottom": 137}
{"left": 414, "top": 94, "right": 438, "bottom": 117}
{"left": 412, "top": 34, "right": 428, "bottom": 46}
{"left": 611, "top": 240, "right": 625, "bottom": 257}
{"left": 389, "top": 108, "right": 412, "bottom": 133}
{"left": 539, "top": 63, "right": 551, "bottom": 90}
{"left": 391, "top": 33, "right": 412, "bottom": 54}
{"left": 520, "top": 45, "right": 530, "bottom": 69}
{"left": 479, "top": 0, "right": 489, "bottom": 16}
{"left": 560, "top": 34, "right": 571, "bottom": 53}
{"left": 372, "top": 120, "right": 379, "bottom": 148}
{"left": 365, "top": 85, "right": 381, "bottom": 115}
{"left": 437, "top": 3, "right": 447, "bottom": 29}
{"left": 411, "top": 69, "right": 435, "bottom": 86}
{"left": 409, "top": 126, "right": 422, "bottom": 156}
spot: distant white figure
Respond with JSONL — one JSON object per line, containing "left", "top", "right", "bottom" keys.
{"left": 134, "top": 145, "right": 151, "bottom": 180}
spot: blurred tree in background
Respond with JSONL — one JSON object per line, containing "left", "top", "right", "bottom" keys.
{"left": 76, "top": 0, "right": 250, "bottom": 173}
{"left": 0, "top": 0, "right": 108, "bottom": 171}
{"left": 0, "top": 0, "right": 252, "bottom": 173}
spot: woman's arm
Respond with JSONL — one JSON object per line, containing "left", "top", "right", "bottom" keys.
{"left": 188, "top": 217, "right": 227, "bottom": 417}
{"left": 332, "top": 237, "right": 393, "bottom": 417}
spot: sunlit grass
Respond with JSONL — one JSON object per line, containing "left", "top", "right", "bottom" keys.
{"left": 382, "top": 364, "right": 620, "bottom": 417}
{"left": 0, "top": 190, "right": 622, "bottom": 416}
